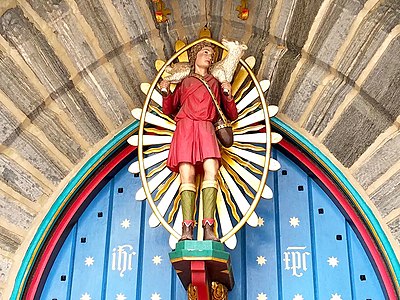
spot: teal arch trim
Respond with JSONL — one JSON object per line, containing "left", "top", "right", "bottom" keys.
{"left": 271, "top": 117, "right": 399, "bottom": 287}
{"left": 11, "top": 118, "right": 399, "bottom": 298}
{"left": 11, "top": 122, "right": 139, "bottom": 300}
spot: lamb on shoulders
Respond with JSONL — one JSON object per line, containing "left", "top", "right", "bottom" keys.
{"left": 210, "top": 39, "right": 247, "bottom": 94}
{"left": 163, "top": 62, "right": 191, "bottom": 83}
{"left": 161, "top": 39, "right": 248, "bottom": 95}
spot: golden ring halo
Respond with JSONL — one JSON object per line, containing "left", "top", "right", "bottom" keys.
{"left": 137, "top": 37, "right": 272, "bottom": 242}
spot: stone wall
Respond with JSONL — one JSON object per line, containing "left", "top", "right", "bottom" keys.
{"left": 0, "top": 0, "right": 398, "bottom": 298}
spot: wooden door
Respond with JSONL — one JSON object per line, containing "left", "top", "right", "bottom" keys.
{"left": 40, "top": 149, "right": 386, "bottom": 300}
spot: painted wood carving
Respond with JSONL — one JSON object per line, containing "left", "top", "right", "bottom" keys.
{"left": 127, "top": 37, "right": 282, "bottom": 252}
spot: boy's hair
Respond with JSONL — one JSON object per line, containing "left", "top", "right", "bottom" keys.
{"left": 188, "top": 41, "right": 216, "bottom": 69}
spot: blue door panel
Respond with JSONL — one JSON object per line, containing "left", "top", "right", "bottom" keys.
{"left": 105, "top": 166, "right": 143, "bottom": 299}
{"left": 348, "top": 227, "right": 386, "bottom": 299}
{"left": 139, "top": 204, "right": 174, "bottom": 300}
{"left": 69, "top": 182, "right": 112, "bottom": 300}
{"left": 311, "top": 180, "right": 353, "bottom": 299}
{"left": 276, "top": 152, "right": 315, "bottom": 299}
{"left": 244, "top": 173, "right": 279, "bottom": 300}
{"left": 40, "top": 227, "right": 76, "bottom": 300}
{"left": 41, "top": 150, "right": 388, "bottom": 299}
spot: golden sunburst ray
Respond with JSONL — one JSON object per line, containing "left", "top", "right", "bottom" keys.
{"left": 233, "top": 109, "right": 264, "bottom": 129}
{"left": 149, "top": 176, "right": 181, "bottom": 227}
{"left": 131, "top": 108, "right": 176, "bottom": 131}
{"left": 237, "top": 102, "right": 261, "bottom": 121}
{"left": 155, "top": 59, "right": 165, "bottom": 71}
{"left": 136, "top": 167, "right": 172, "bottom": 200}
{"left": 146, "top": 161, "right": 167, "bottom": 178}
{"left": 175, "top": 40, "right": 189, "bottom": 62}
{"left": 219, "top": 166, "right": 259, "bottom": 226}
{"left": 222, "top": 163, "right": 254, "bottom": 199}
{"left": 231, "top": 56, "right": 256, "bottom": 96}
{"left": 216, "top": 189, "right": 237, "bottom": 249}
{"left": 140, "top": 83, "right": 163, "bottom": 106}
{"left": 228, "top": 152, "right": 262, "bottom": 175}
{"left": 234, "top": 81, "right": 252, "bottom": 103}
{"left": 227, "top": 147, "right": 281, "bottom": 171}
{"left": 267, "top": 105, "right": 279, "bottom": 118}
{"left": 272, "top": 132, "right": 283, "bottom": 144}
{"left": 170, "top": 214, "right": 178, "bottom": 226}
{"left": 153, "top": 169, "right": 176, "bottom": 201}
{"left": 218, "top": 176, "right": 241, "bottom": 222}
{"left": 144, "top": 144, "right": 170, "bottom": 155}
{"left": 222, "top": 156, "right": 273, "bottom": 199}
{"left": 169, "top": 207, "right": 183, "bottom": 249}
{"left": 128, "top": 150, "right": 169, "bottom": 174}
{"left": 233, "top": 132, "right": 282, "bottom": 144}
{"left": 233, "top": 105, "right": 279, "bottom": 130}
{"left": 236, "top": 79, "right": 270, "bottom": 112}
{"left": 232, "top": 141, "right": 265, "bottom": 152}
{"left": 128, "top": 134, "right": 172, "bottom": 146}
{"left": 167, "top": 194, "right": 181, "bottom": 224}
{"left": 149, "top": 105, "right": 176, "bottom": 124}
{"left": 269, "top": 158, "right": 281, "bottom": 171}
{"left": 144, "top": 127, "right": 173, "bottom": 136}
{"left": 234, "top": 124, "right": 265, "bottom": 135}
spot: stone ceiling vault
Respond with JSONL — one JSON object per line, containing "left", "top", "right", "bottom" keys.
{"left": 0, "top": 0, "right": 398, "bottom": 298}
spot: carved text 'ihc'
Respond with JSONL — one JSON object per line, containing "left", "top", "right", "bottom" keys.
{"left": 111, "top": 244, "right": 137, "bottom": 277}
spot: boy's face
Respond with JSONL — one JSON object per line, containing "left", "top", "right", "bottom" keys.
{"left": 195, "top": 46, "right": 215, "bottom": 70}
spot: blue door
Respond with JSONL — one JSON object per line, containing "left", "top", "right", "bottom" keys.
{"left": 40, "top": 149, "right": 387, "bottom": 300}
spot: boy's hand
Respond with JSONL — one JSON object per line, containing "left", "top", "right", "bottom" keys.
{"left": 221, "top": 81, "right": 232, "bottom": 97}
{"left": 160, "top": 80, "right": 171, "bottom": 96}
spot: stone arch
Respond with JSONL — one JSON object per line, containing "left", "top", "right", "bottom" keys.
{"left": 0, "top": 1, "right": 398, "bottom": 298}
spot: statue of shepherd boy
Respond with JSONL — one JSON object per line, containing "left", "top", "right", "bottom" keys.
{"left": 160, "top": 41, "right": 239, "bottom": 241}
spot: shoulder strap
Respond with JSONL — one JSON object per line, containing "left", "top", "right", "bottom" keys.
{"left": 190, "top": 73, "right": 229, "bottom": 124}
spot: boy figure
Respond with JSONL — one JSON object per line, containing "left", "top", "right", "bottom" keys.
{"left": 160, "top": 41, "right": 238, "bottom": 241}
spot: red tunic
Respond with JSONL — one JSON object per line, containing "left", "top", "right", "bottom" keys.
{"left": 162, "top": 74, "right": 238, "bottom": 173}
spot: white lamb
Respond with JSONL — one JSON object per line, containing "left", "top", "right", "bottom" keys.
{"left": 162, "top": 39, "right": 247, "bottom": 95}
{"left": 210, "top": 39, "right": 248, "bottom": 87}
{"left": 163, "top": 62, "right": 191, "bottom": 83}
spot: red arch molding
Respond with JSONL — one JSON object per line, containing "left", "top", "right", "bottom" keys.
{"left": 23, "top": 141, "right": 398, "bottom": 299}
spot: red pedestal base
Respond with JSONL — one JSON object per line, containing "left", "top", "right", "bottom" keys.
{"left": 191, "top": 261, "right": 210, "bottom": 299}
{"left": 169, "top": 241, "right": 234, "bottom": 300}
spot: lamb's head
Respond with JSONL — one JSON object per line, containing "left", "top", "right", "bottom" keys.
{"left": 221, "top": 38, "right": 248, "bottom": 55}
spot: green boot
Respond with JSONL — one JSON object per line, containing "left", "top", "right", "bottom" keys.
{"left": 201, "top": 180, "right": 219, "bottom": 241}
{"left": 181, "top": 190, "right": 196, "bottom": 222}
{"left": 180, "top": 183, "right": 196, "bottom": 241}
{"left": 202, "top": 186, "right": 217, "bottom": 220}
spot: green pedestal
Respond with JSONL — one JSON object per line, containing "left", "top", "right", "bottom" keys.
{"left": 169, "top": 240, "right": 234, "bottom": 292}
